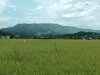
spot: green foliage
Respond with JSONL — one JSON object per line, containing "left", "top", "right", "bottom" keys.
{"left": 0, "top": 29, "right": 14, "bottom": 37}
{"left": 54, "top": 43, "right": 59, "bottom": 52}
{"left": 2, "top": 23, "right": 100, "bottom": 36}
{"left": 6, "top": 47, "right": 24, "bottom": 62}
{"left": 60, "top": 31, "right": 100, "bottom": 39}
{"left": 0, "top": 39, "right": 100, "bottom": 75}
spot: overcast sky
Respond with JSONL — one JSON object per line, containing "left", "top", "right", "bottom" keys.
{"left": 0, "top": 0, "right": 100, "bottom": 30}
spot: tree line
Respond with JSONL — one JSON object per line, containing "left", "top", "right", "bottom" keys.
{"left": 0, "top": 29, "right": 100, "bottom": 39}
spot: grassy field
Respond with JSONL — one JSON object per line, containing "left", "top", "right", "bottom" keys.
{"left": 0, "top": 39, "right": 100, "bottom": 75}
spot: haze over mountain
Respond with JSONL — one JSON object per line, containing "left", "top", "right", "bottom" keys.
{"left": 2, "top": 23, "right": 100, "bottom": 36}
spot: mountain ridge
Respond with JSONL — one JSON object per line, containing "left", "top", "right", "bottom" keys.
{"left": 2, "top": 23, "right": 100, "bottom": 36}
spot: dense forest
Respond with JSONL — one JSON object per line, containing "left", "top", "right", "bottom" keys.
{"left": 0, "top": 29, "right": 100, "bottom": 39}
{"left": 1, "top": 23, "right": 100, "bottom": 39}
{"left": 0, "top": 29, "right": 27, "bottom": 39}
{"left": 2, "top": 23, "right": 100, "bottom": 36}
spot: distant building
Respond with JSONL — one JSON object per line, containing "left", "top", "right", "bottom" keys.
{"left": 1, "top": 36, "right": 6, "bottom": 39}
{"left": 6, "top": 36, "right": 10, "bottom": 39}
{"left": 82, "top": 38, "right": 86, "bottom": 40}
{"left": 14, "top": 34, "right": 20, "bottom": 38}
{"left": 0, "top": 36, "right": 10, "bottom": 39}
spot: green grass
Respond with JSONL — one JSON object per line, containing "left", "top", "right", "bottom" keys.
{"left": 0, "top": 39, "right": 100, "bottom": 75}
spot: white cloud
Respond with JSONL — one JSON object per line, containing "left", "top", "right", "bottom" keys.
{"left": 20, "top": 0, "right": 100, "bottom": 30}
{"left": 1, "top": 0, "right": 100, "bottom": 30}
{"left": 0, "top": 17, "right": 10, "bottom": 21}
{"left": 8, "top": 5, "right": 17, "bottom": 11}
{"left": 0, "top": 17, "right": 12, "bottom": 28}
{"left": 36, "top": 5, "right": 43, "bottom": 10}
{"left": 0, "top": 0, "right": 7, "bottom": 13}
{"left": 39, "top": 0, "right": 100, "bottom": 29}
{"left": 62, "top": 13, "right": 76, "bottom": 18}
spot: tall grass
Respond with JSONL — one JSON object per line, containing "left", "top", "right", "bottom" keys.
{"left": 0, "top": 39, "right": 100, "bottom": 75}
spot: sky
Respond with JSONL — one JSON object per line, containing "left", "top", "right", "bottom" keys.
{"left": 0, "top": 0, "right": 100, "bottom": 30}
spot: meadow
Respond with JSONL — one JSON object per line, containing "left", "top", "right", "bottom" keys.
{"left": 0, "top": 39, "right": 100, "bottom": 75}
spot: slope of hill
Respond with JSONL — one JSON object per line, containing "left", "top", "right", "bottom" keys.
{"left": 2, "top": 23, "right": 100, "bottom": 36}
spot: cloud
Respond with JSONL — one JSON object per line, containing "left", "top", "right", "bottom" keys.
{"left": 1, "top": 0, "right": 100, "bottom": 30}
{"left": 36, "top": 5, "right": 43, "bottom": 10}
{"left": 0, "top": 17, "right": 10, "bottom": 21}
{"left": 8, "top": 5, "right": 17, "bottom": 11}
{"left": 0, "top": 17, "right": 12, "bottom": 28}
{"left": 39, "top": 0, "right": 100, "bottom": 29}
{"left": 19, "top": 0, "right": 100, "bottom": 29}
{"left": 0, "top": 0, "right": 7, "bottom": 13}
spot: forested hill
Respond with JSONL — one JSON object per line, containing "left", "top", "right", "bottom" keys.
{"left": 2, "top": 23, "right": 100, "bottom": 36}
